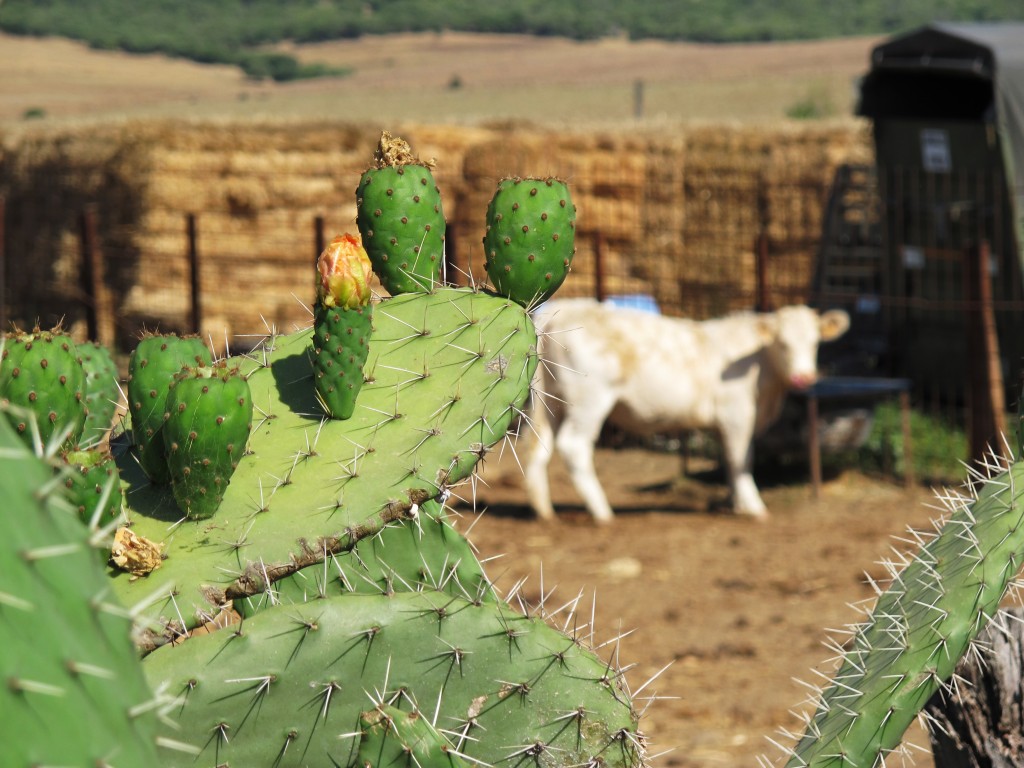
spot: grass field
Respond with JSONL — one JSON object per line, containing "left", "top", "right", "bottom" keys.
{"left": 0, "top": 31, "right": 881, "bottom": 127}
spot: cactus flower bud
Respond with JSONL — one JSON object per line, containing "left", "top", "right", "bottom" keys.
{"left": 317, "top": 233, "right": 373, "bottom": 309}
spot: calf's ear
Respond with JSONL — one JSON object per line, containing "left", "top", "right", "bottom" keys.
{"left": 819, "top": 309, "right": 850, "bottom": 341}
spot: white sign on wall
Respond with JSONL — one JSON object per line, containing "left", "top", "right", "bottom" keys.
{"left": 921, "top": 128, "right": 952, "bottom": 173}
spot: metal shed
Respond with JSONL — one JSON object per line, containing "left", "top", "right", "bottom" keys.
{"left": 820, "top": 23, "right": 1024, "bottom": 412}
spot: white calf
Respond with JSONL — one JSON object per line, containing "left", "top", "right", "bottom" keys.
{"left": 525, "top": 299, "right": 850, "bottom": 522}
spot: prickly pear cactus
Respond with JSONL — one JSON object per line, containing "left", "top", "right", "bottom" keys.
{"left": 0, "top": 326, "right": 87, "bottom": 449}
{"left": 483, "top": 176, "right": 576, "bottom": 307}
{"left": 162, "top": 361, "right": 253, "bottom": 519}
{"left": 776, "top": 449, "right": 1024, "bottom": 767}
{"left": 313, "top": 233, "right": 374, "bottom": 419}
{"left": 0, "top": 406, "right": 172, "bottom": 766}
{"left": 61, "top": 445, "right": 123, "bottom": 524}
{"left": 127, "top": 333, "right": 212, "bottom": 484}
{"left": 144, "top": 589, "right": 643, "bottom": 768}
{"left": 356, "top": 131, "right": 446, "bottom": 294}
{"left": 359, "top": 704, "right": 471, "bottom": 768}
{"left": 235, "top": 499, "right": 498, "bottom": 617}
{"left": 110, "top": 287, "right": 537, "bottom": 650}
{"left": 79, "top": 339, "right": 121, "bottom": 447}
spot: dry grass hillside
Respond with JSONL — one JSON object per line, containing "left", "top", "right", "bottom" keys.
{"left": 1, "top": 31, "right": 880, "bottom": 126}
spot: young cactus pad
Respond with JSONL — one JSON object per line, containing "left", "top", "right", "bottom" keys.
{"left": 162, "top": 361, "right": 253, "bottom": 519}
{"left": 110, "top": 287, "right": 536, "bottom": 650}
{"left": 359, "top": 704, "right": 471, "bottom": 768}
{"left": 144, "top": 590, "right": 643, "bottom": 768}
{"left": 778, "top": 454, "right": 1024, "bottom": 768}
{"left": 127, "top": 333, "right": 213, "bottom": 484}
{"left": 0, "top": 411, "right": 167, "bottom": 766}
{"left": 483, "top": 177, "right": 576, "bottom": 307}
{"left": 79, "top": 340, "right": 121, "bottom": 447}
{"left": 356, "top": 131, "right": 446, "bottom": 295}
{"left": 313, "top": 233, "right": 375, "bottom": 420}
{"left": 0, "top": 327, "right": 87, "bottom": 449}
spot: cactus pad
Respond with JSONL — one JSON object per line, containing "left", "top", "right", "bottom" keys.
{"left": 0, "top": 411, "right": 167, "bottom": 765}
{"left": 312, "top": 303, "right": 373, "bottom": 420}
{"left": 483, "top": 177, "right": 576, "bottom": 307}
{"left": 144, "top": 590, "right": 643, "bottom": 768}
{"left": 356, "top": 132, "right": 446, "bottom": 295}
{"left": 0, "top": 327, "right": 87, "bottom": 449}
{"left": 79, "top": 340, "right": 121, "bottom": 447}
{"left": 127, "top": 333, "right": 213, "bottom": 484}
{"left": 110, "top": 287, "right": 536, "bottom": 650}
{"left": 61, "top": 446, "right": 123, "bottom": 524}
{"left": 162, "top": 361, "right": 253, "bottom": 519}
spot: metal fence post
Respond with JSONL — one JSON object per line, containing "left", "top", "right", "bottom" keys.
{"left": 314, "top": 215, "right": 325, "bottom": 263}
{"left": 78, "top": 204, "right": 114, "bottom": 346}
{"left": 187, "top": 213, "right": 201, "bottom": 335}
{"left": 594, "top": 231, "right": 607, "bottom": 302}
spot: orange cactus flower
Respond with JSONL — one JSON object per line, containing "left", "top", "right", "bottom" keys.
{"left": 317, "top": 233, "right": 373, "bottom": 309}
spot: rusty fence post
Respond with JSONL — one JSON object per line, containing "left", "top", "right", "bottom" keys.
{"left": 0, "top": 194, "right": 6, "bottom": 332}
{"left": 963, "top": 239, "right": 1006, "bottom": 465}
{"left": 755, "top": 232, "right": 771, "bottom": 312}
{"left": 314, "top": 215, "right": 325, "bottom": 263}
{"left": 78, "top": 205, "right": 115, "bottom": 346}
{"left": 594, "top": 231, "right": 607, "bottom": 302}
{"left": 187, "top": 213, "right": 201, "bottom": 335}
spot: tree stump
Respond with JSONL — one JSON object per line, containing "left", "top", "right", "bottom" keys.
{"left": 924, "top": 607, "right": 1024, "bottom": 768}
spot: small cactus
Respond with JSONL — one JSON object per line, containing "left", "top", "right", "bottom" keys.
{"left": 162, "top": 360, "right": 253, "bottom": 519}
{"left": 127, "top": 333, "right": 212, "bottom": 484}
{"left": 61, "top": 445, "right": 123, "bottom": 524}
{"left": 483, "top": 176, "right": 576, "bottom": 307}
{"left": 312, "top": 232, "right": 374, "bottom": 419}
{"left": 78, "top": 340, "right": 121, "bottom": 447}
{"left": 356, "top": 131, "right": 447, "bottom": 295}
{"left": 0, "top": 326, "right": 88, "bottom": 449}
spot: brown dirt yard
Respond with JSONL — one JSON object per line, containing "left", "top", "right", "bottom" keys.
{"left": 452, "top": 444, "right": 948, "bottom": 768}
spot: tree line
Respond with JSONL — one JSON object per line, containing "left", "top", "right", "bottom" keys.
{"left": 2, "top": 0, "right": 1021, "bottom": 81}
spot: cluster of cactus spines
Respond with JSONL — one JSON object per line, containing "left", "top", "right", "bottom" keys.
{"left": 0, "top": 325, "right": 88, "bottom": 450}
{"left": 0, "top": 406, "right": 184, "bottom": 766}
{"left": 143, "top": 589, "right": 643, "bottom": 768}
{"left": 356, "top": 131, "right": 447, "bottom": 295}
{"left": 162, "top": 360, "right": 253, "bottom": 519}
{"left": 236, "top": 499, "right": 498, "bottom": 617}
{"left": 769, "top": 441, "right": 1024, "bottom": 768}
{"left": 79, "top": 339, "right": 121, "bottom": 446}
{"left": 61, "top": 445, "right": 123, "bottom": 523}
{"left": 109, "top": 287, "right": 537, "bottom": 649}
{"left": 127, "top": 332, "right": 213, "bottom": 483}
{"left": 483, "top": 177, "right": 577, "bottom": 307}
{"left": 312, "top": 232, "right": 375, "bottom": 419}
{"left": 358, "top": 704, "right": 471, "bottom": 768}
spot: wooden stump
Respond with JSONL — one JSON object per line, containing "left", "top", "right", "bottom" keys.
{"left": 924, "top": 607, "right": 1024, "bottom": 768}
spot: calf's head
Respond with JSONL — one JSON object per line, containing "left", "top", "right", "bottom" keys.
{"left": 760, "top": 306, "right": 850, "bottom": 390}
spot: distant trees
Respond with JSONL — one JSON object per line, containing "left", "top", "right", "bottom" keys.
{"left": 1, "top": 0, "right": 1022, "bottom": 80}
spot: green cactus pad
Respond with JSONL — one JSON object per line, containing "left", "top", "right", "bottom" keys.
{"left": 163, "top": 362, "right": 253, "bottom": 519}
{"left": 0, "top": 327, "right": 87, "bottom": 450}
{"left": 359, "top": 704, "right": 471, "bottom": 768}
{"left": 312, "top": 303, "right": 373, "bottom": 420}
{"left": 61, "top": 446, "right": 123, "bottom": 524}
{"left": 79, "top": 340, "right": 121, "bottom": 447}
{"left": 236, "top": 499, "right": 497, "bottom": 617}
{"left": 483, "top": 177, "right": 576, "bottom": 307}
{"left": 356, "top": 132, "right": 446, "bottom": 295}
{"left": 110, "top": 288, "right": 536, "bottom": 651}
{"left": 0, "top": 410, "right": 167, "bottom": 766}
{"left": 784, "top": 458, "right": 1024, "bottom": 767}
{"left": 127, "top": 333, "right": 213, "bottom": 484}
{"left": 144, "top": 590, "right": 643, "bottom": 768}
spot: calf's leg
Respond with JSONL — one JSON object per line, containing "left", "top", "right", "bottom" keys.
{"left": 554, "top": 397, "right": 618, "bottom": 524}
{"left": 718, "top": 418, "right": 768, "bottom": 518}
{"left": 524, "top": 398, "right": 558, "bottom": 521}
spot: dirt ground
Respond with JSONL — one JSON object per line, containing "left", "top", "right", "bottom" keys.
{"left": 450, "top": 444, "right": 946, "bottom": 768}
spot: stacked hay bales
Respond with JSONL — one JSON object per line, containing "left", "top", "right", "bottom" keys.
{"left": 0, "top": 119, "right": 871, "bottom": 355}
